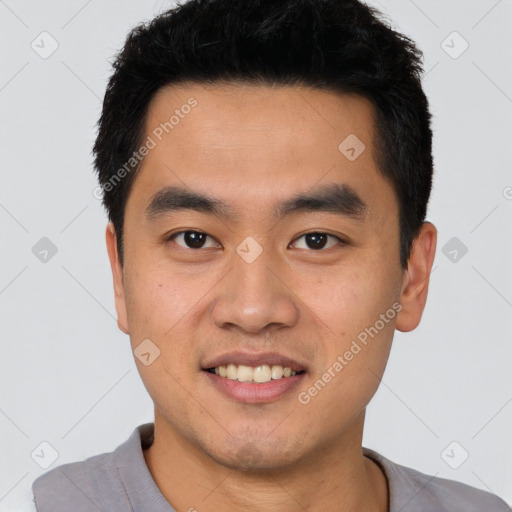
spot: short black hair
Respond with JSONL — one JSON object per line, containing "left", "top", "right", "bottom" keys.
{"left": 93, "top": 0, "right": 433, "bottom": 269}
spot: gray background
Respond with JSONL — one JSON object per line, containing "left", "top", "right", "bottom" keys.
{"left": 1, "top": 0, "right": 511, "bottom": 510}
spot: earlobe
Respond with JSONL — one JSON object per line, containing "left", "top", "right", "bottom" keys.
{"left": 105, "top": 222, "right": 130, "bottom": 334}
{"left": 395, "top": 222, "right": 437, "bottom": 332}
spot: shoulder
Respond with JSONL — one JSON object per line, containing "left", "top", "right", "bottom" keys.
{"left": 363, "top": 447, "right": 511, "bottom": 512}
{"left": 31, "top": 425, "right": 151, "bottom": 512}
{"left": 31, "top": 449, "right": 128, "bottom": 511}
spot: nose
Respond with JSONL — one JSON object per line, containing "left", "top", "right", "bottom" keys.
{"left": 211, "top": 245, "right": 300, "bottom": 335}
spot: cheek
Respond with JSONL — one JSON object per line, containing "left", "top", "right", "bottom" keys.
{"left": 123, "top": 266, "right": 202, "bottom": 405}
{"left": 300, "top": 319, "right": 395, "bottom": 438}
{"left": 123, "top": 261, "right": 196, "bottom": 348}
{"left": 300, "top": 262, "right": 398, "bottom": 379}
{"left": 127, "top": 248, "right": 185, "bottom": 306}
{"left": 299, "top": 266, "right": 391, "bottom": 335}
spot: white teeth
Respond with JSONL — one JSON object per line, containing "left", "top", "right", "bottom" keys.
{"left": 237, "top": 365, "right": 253, "bottom": 382}
{"left": 271, "top": 365, "right": 283, "bottom": 379}
{"left": 211, "top": 363, "right": 299, "bottom": 383}
{"left": 226, "top": 363, "right": 237, "bottom": 379}
{"left": 253, "top": 365, "right": 272, "bottom": 383}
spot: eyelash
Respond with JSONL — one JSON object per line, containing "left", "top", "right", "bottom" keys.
{"left": 166, "top": 230, "right": 346, "bottom": 251}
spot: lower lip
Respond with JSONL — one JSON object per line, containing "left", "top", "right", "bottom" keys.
{"left": 202, "top": 370, "right": 306, "bottom": 403}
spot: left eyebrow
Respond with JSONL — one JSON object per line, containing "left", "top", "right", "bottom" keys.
{"left": 274, "top": 183, "right": 367, "bottom": 220}
{"left": 144, "top": 183, "right": 367, "bottom": 222}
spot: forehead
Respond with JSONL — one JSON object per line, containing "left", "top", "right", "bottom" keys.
{"left": 146, "top": 81, "right": 376, "bottom": 150}
{"left": 128, "top": 82, "right": 396, "bottom": 225}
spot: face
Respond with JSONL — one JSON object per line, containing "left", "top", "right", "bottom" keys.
{"left": 107, "top": 82, "right": 428, "bottom": 470}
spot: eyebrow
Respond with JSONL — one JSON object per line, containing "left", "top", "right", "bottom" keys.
{"left": 145, "top": 183, "right": 367, "bottom": 222}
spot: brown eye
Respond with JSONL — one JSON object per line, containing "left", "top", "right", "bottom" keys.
{"left": 168, "top": 231, "right": 219, "bottom": 249}
{"left": 291, "top": 232, "right": 344, "bottom": 250}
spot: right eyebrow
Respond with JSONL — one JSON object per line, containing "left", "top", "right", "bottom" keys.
{"left": 145, "top": 185, "right": 238, "bottom": 221}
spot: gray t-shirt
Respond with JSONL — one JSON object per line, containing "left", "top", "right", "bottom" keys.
{"left": 31, "top": 423, "right": 511, "bottom": 511}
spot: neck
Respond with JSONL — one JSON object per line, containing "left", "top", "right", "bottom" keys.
{"left": 143, "top": 410, "right": 388, "bottom": 512}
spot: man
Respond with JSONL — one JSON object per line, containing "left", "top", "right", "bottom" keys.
{"left": 31, "top": 0, "right": 511, "bottom": 510}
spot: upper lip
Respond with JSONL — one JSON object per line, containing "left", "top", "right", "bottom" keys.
{"left": 201, "top": 351, "right": 308, "bottom": 373}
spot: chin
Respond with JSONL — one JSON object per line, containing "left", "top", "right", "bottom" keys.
{"left": 204, "top": 432, "right": 308, "bottom": 472}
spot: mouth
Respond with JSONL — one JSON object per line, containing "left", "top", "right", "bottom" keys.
{"left": 201, "top": 351, "right": 308, "bottom": 403}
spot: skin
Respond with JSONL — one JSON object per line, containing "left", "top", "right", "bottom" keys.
{"left": 106, "top": 82, "right": 437, "bottom": 511}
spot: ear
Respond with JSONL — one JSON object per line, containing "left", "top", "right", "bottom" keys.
{"left": 105, "top": 222, "right": 130, "bottom": 334}
{"left": 395, "top": 222, "right": 437, "bottom": 332}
